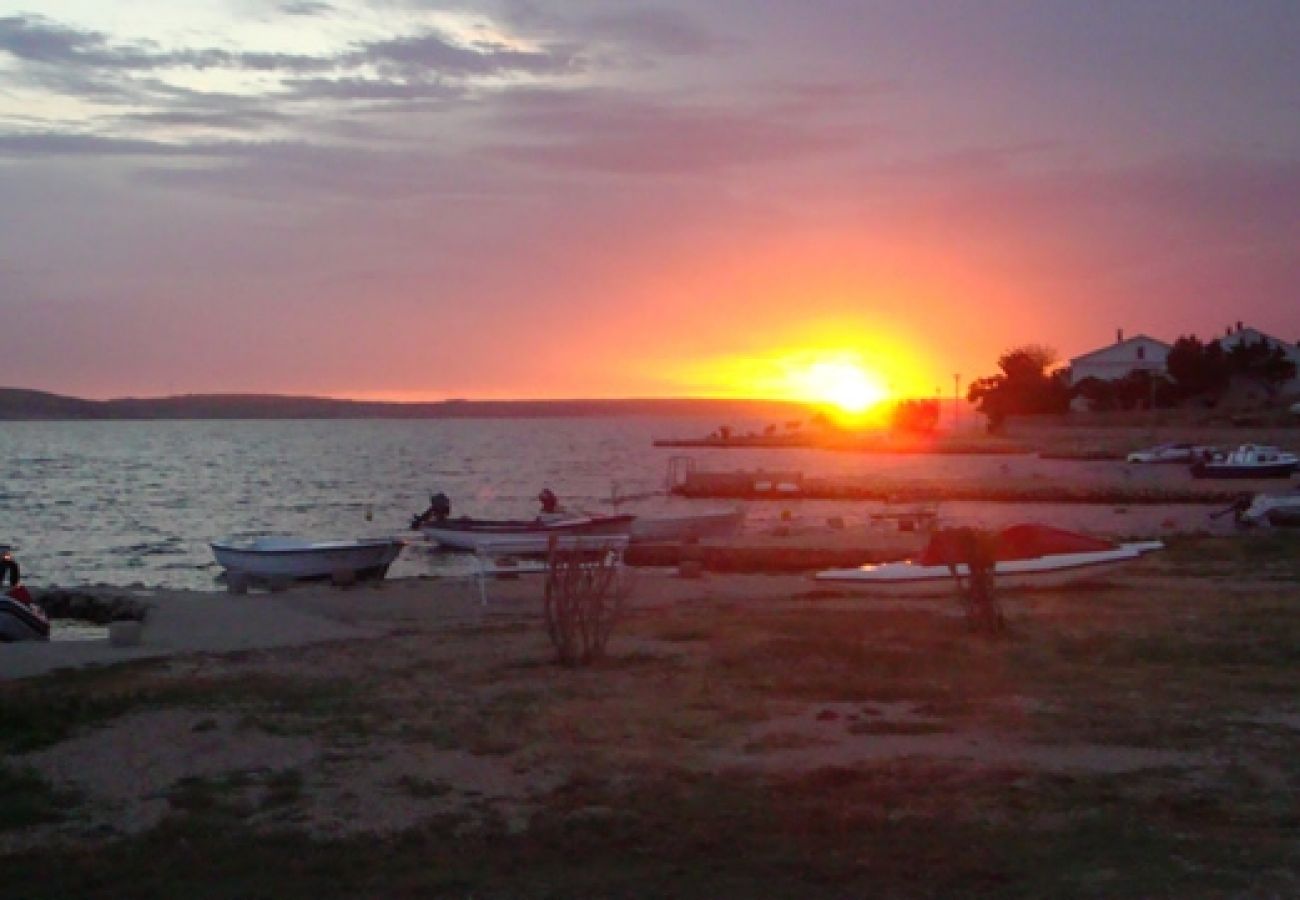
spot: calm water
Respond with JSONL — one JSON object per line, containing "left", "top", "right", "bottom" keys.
{"left": 1, "top": 418, "right": 1226, "bottom": 589}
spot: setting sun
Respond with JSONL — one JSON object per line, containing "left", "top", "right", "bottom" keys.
{"left": 789, "top": 359, "right": 890, "bottom": 415}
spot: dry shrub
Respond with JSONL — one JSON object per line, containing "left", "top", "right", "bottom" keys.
{"left": 543, "top": 540, "right": 632, "bottom": 667}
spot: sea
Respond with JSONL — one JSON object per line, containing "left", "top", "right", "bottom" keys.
{"left": 1, "top": 418, "right": 1231, "bottom": 590}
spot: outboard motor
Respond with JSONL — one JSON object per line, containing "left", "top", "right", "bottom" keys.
{"left": 411, "top": 492, "right": 452, "bottom": 529}
{"left": 538, "top": 488, "right": 559, "bottom": 515}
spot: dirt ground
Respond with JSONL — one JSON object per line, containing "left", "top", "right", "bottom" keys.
{"left": 3, "top": 533, "right": 1299, "bottom": 898}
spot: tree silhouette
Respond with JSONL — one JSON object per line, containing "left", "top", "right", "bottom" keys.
{"left": 968, "top": 345, "right": 1071, "bottom": 432}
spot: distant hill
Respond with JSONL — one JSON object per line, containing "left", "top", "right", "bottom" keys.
{"left": 0, "top": 388, "right": 813, "bottom": 422}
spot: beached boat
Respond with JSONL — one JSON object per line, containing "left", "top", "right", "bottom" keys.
{"left": 629, "top": 508, "right": 744, "bottom": 543}
{"left": 210, "top": 537, "right": 405, "bottom": 581}
{"left": 815, "top": 525, "right": 1162, "bottom": 597}
{"left": 1, "top": 547, "right": 49, "bottom": 641}
{"left": 1126, "top": 442, "right": 1215, "bottom": 464}
{"left": 1190, "top": 445, "right": 1298, "bottom": 479}
{"left": 419, "top": 515, "right": 635, "bottom": 552}
{"left": 1236, "top": 489, "right": 1300, "bottom": 525}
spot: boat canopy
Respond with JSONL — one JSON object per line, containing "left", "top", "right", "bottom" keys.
{"left": 919, "top": 524, "right": 1116, "bottom": 566}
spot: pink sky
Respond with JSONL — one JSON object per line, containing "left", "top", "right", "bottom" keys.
{"left": 0, "top": 1, "right": 1296, "bottom": 400}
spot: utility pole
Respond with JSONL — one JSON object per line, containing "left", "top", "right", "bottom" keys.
{"left": 952, "top": 374, "right": 961, "bottom": 430}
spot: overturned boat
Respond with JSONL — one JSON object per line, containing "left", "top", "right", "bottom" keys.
{"left": 210, "top": 537, "right": 405, "bottom": 582}
{"left": 1, "top": 546, "right": 49, "bottom": 642}
{"left": 815, "top": 525, "right": 1162, "bottom": 597}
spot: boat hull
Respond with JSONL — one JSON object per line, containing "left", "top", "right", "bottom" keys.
{"left": 422, "top": 515, "right": 634, "bottom": 551}
{"left": 210, "top": 539, "right": 404, "bottom": 580}
{"left": 815, "top": 546, "right": 1148, "bottom": 597}
{"left": 1, "top": 594, "right": 50, "bottom": 642}
{"left": 1191, "top": 462, "right": 1297, "bottom": 479}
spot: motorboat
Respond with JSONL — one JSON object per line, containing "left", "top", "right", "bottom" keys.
{"left": 419, "top": 515, "right": 635, "bottom": 552}
{"left": 815, "top": 524, "right": 1162, "bottom": 597}
{"left": 1190, "top": 445, "right": 1298, "bottom": 479}
{"left": 1, "top": 546, "right": 49, "bottom": 642}
{"left": 629, "top": 508, "right": 745, "bottom": 543}
{"left": 412, "top": 489, "right": 636, "bottom": 552}
{"left": 1126, "top": 442, "right": 1215, "bottom": 464}
{"left": 210, "top": 536, "right": 405, "bottom": 581}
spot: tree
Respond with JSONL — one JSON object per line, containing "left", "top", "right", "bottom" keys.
{"left": 968, "top": 345, "right": 1072, "bottom": 432}
{"left": 890, "top": 398, "right": 940, "bottom": 434}
{"left": 1166, "top": 336, "right": 1230, "bottom": 400}
{"left": 1227, "top": 338, "right": 1297, "bottom": 399}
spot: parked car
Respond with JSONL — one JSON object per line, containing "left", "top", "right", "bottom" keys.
{"left": 1126, "top": 442, "right": 1215, "bottom": 464}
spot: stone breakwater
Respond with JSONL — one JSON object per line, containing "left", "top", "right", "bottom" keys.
{"left": 35, "top": 589, "right": 150, "bottom": 624}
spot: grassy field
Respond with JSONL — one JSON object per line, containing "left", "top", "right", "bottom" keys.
{"left": 3, "top": 533, "right": 1299, "bottom": 897}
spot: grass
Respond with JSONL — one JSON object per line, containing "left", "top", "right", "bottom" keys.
{"left": 0, "top": 765, "right": 79, "bottom": 832}
{"left": 3, "top": 533, "right": 1299, "bottom": 896}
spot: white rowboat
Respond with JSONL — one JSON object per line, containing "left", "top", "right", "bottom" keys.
{"left": 210, "top": 537, "right": 404, "bottom": 581}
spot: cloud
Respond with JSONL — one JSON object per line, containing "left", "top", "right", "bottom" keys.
{"left": 497, "top": 3, "right": 725, "bottom": 58}
{"left": 582, "top": 8, "right": 724, "bottom": 56}
{"left": 279, "top": 1, "right": 334, "bottom": 15}
{"left": 484, "top": 87, "right": 853, "bottom": 174}
{"left": 355, "top": 31, "right": 578, "bottom": 78}
{"left": 0, "top": 132, "right": 238, "bottom": 158}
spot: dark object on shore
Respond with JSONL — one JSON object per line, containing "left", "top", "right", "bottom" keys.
{"left": 1266, "top": 507, "right": 1300, "bottom": 527}
{"left": 1210, "top": 493, "right": 1255, "bottom": 524}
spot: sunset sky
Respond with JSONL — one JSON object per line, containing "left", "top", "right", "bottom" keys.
{"left": 0, "top": 1, "right": 1297, "bottom": 402}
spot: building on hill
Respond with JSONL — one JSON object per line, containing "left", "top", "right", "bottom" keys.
{"left": 1067, "top": 330, "right": 1171, "bottom": 386}
{"left": 1067, "top": 323, "right": 1300, "bottom": 403}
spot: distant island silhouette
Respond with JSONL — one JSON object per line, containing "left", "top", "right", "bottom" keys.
{"left": 0, "top": 387, "right": 813, "bottom": 421}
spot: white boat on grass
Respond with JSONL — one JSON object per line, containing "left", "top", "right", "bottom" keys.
{"left": 815, "top": 525, "right": 1162, "bottom": 597}
{"left": 210, "top": 537, "right": 405, "bottom": 582}
{"left": 1237, "top": 489, "right": 1300, "bottom": 525}
{"left": 1126, "top": 442, "right": 1215, "bottom": 464}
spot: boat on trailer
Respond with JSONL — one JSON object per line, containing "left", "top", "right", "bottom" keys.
{"left": 1, "top": 546, "right": 49, "bottom": 642}
{"left": 210, "top": 537, "right": 405, "bottom": 582}
{"left": 815, "top": 525, "right": 1162, "bottom": 597}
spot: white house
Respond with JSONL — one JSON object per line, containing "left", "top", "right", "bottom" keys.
{"left": 1068, "top": 330, "right": 1171, "bottom": 386}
